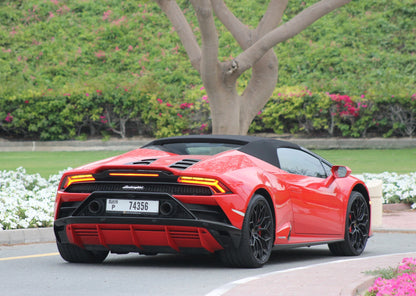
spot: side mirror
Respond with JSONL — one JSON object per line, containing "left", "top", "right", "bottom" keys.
{"left": 331, "top": 165, "right": 351, "bottom": 178}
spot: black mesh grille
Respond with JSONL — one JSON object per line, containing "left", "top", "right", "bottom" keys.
{"left": 57, "top": 201, "right": 82, "bottom": 219}
{"left": 183, "top": 203, "right": 231, "bottom": 224}
{"left": 65, "top": 182, "right": 212, "bottom": 196}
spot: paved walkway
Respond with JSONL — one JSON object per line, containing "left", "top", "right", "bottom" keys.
{"left": 211, "top": 252, "right": 416, "bottom": 296}
{"left": 209, "top": 209, "right": 416, "bottom": 296}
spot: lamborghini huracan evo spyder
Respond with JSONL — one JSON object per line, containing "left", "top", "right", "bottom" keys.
{"left": 54, "top": 135, "right": 371, "bottom": 268}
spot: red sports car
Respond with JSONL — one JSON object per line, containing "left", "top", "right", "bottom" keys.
{"left": 54, "top": 135, "right": 371, "bottom": 267}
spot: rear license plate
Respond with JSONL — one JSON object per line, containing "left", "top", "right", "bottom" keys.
{"left": 106, "top": 199, "right": 159, "bottom": 214}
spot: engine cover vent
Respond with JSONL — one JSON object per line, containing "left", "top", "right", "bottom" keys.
{"left": 130, "top": 158, "right": 158, "bottom": 165}
{"left": 169, "top": 159, "right": 200, "bottom": 170}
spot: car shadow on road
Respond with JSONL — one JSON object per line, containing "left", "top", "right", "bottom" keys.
{"left": 93, "top": 245, "right": 335, "bottom": 269}
{"left": 268, "top": 246, "right": 333, "bottom": 265}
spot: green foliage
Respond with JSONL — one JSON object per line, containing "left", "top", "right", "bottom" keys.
{"left": 0, "top": 0, "right": 415, "bottom": 139}
{"left": 250, "top": 87, "right": 416, "bottom": 138}
{"left": 253, "top": 86, "right": 332, "bottom": 135}
{"left": 141, "top": 86, "right": 211, "bottom": 138}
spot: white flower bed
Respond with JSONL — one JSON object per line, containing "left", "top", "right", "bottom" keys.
{"left": 0, "top": 167, "right": 69, "bottom": 230}
{"left": 356, "top": 172, "right": 416, "bottom": 209}
{"left": 0, "top": 168, "right": 415, "bottom": 230}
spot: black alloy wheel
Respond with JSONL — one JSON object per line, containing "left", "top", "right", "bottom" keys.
{"left": 329, "top": 191, "right": 370, "bottom": 256}
{"left": 219, "top": 194, "right": 274, "bottom": 268}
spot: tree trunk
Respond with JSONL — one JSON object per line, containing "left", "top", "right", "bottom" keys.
{"left": 210, "top": 92, "right": 241, "bottom": 134}
{"left": 155, "top": 0, "right": 352, "bottom": 135}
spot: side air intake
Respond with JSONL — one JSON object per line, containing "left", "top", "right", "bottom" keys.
{"left": 169, "top": 159, "right": 200, "bottom": 170}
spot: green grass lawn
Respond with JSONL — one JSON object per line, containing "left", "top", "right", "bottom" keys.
{"left": 0, "top": 151, "right": 127, "bottom": 178}
{"left": 1, "top": 149, "right": 415, "bottom": 178}
{"left": 313, "top": 149, "right": 416, "bottom": 174}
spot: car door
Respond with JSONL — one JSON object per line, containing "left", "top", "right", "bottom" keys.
{"left": 277, "top": 148, "right": 344, "bottom": 236}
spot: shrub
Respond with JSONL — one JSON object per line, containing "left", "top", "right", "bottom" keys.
{"left": 249, "top": 88, "right": 416, "bottom": 138}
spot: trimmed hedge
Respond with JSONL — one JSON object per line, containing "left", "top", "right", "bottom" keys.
{"left": 250, "top": 86, "right": 416, "bottom": 138}
{"left": 1, "top": 85, "right": 415, "bottom": 139}
{"left": 0, "top": 83, "right": 211, "bottom": 140}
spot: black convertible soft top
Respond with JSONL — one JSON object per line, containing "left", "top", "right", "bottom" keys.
{"left": 143, "top": 135, "right": 299, "bottom": 148}
{"left": 142, "top": 135, "right": 302, "bottom": 167}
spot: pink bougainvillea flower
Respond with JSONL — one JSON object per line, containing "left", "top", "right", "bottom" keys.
{"left": 166, "top": 103, "right": 173, "bottom": 107}
{"left": 102, "top": 10, "right": 112, "bottom": 21}
{"left": 177, "top": 113, "right": 183, "bottom": 118}
{"left": 5, "top": 113, "right": 13, "bottom": 123}
{"left": 85, "top": 93, "right": 89, "bottom": 97}
{"left": 112, "top": 16, "right": 127, "bottom": 26}
{"left": 57, "top": 5, "right": 70, "bottom": 15}
{"left": 156, "top": 98, "right": 163, "bottom": 104}
{"left": 180, "top": 103, "right": 193, "bottom": 109}
{"left": 95, "top": 50, "right": 106, "bottom": 59}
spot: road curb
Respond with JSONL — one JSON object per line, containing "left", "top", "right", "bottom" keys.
{"left": 0, "top": 227, "right": 54, "bottom": 245}
{"left": 344, "top": 275, "right": 377, "bottom": 296}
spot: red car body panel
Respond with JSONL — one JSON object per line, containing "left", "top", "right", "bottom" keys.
{"left": 54, "top": 136, "right": 371, "bottom": 263}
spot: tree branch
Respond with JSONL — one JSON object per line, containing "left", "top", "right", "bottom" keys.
{"left": 256, "top": 0, "right": 288, "bottom": 37}
{"left": 190, "top": 0, "right": 220, "bottom": 90}
{"left": 211, "top": 0, "right": 252, "bottom": 49}
{"left": 241, "top": 50, "right": 278, "bottom": 122}
{"left": 155, "top": 0, "right": 202, "bottom": 72}
{"left": 236, "top": 0, "right": 351, "bottom": 74}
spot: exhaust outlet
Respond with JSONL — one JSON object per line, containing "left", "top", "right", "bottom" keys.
{"left": 160, "top": 201, "right": 174, "bottom": 216}
{"left": 88, "top": 200, "right": 102, "bottom": 214}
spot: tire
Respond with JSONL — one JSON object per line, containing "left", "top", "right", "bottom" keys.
{"left": 328, "top": 191, "right": 370, "bottom": 256}
{"left": 220, "top": 194, "right": 274, "bottom": 268}
{"left": 57, "top": 242, "right": 109, "bottom": 263}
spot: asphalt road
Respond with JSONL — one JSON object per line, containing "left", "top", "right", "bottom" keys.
{"left": 1, "top": 232, "right": 415, "bottom": 296}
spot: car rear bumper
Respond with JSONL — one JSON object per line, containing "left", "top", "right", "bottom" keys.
{"left": 54, "top": 191, "right": 242, "bottom": 254}
{"left": 54, "top": 216, "right": 241, "bottom": 254}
